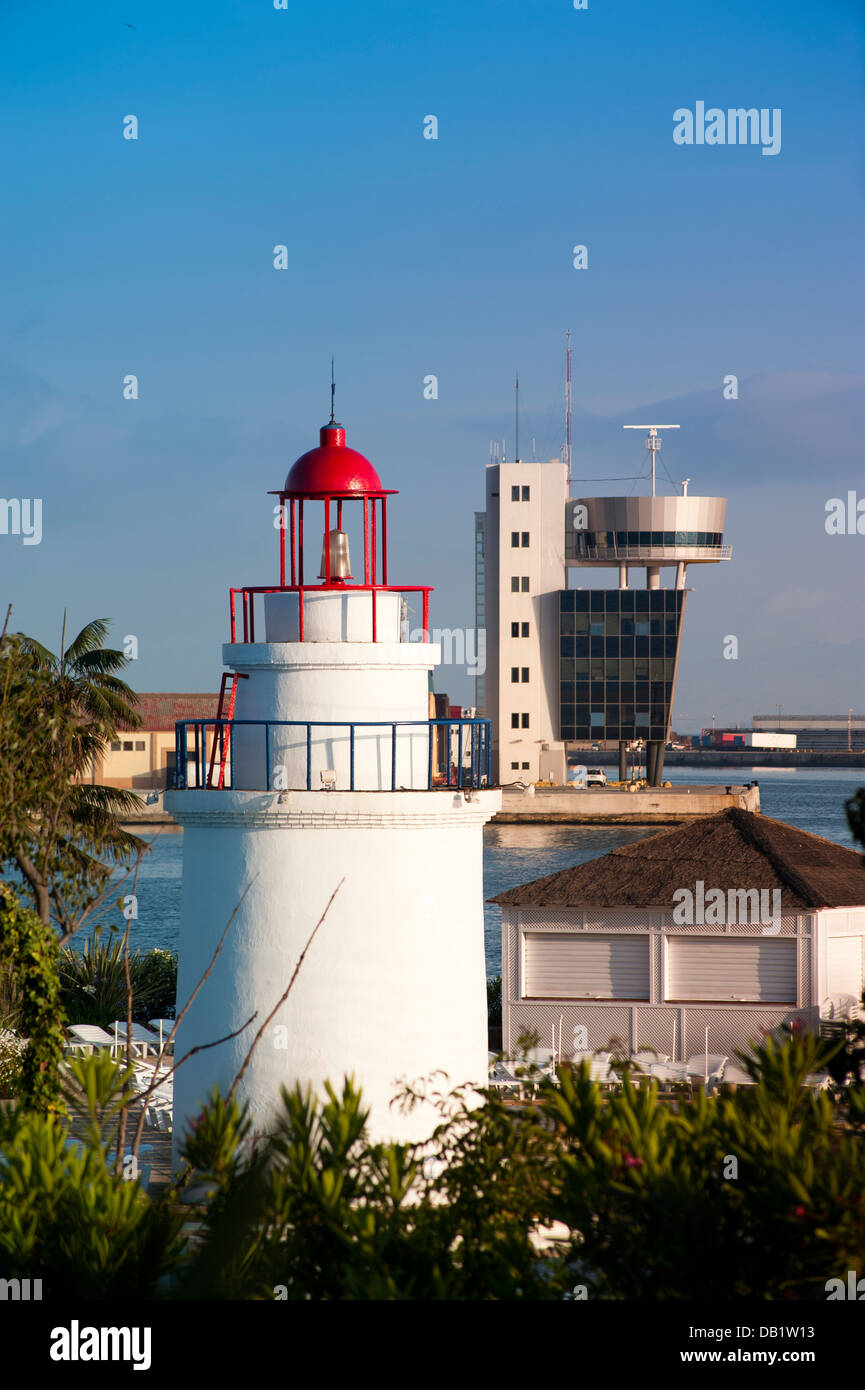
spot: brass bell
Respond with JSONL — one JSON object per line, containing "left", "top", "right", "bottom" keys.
{"left": 318, "top": 528, "right": 352, "bottom": 581}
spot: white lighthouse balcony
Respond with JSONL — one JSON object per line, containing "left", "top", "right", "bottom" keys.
{"left": 172, "top": 716, "right": 493, "bottom": 792}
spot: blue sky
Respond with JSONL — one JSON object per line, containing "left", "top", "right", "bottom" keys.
{"left": 1, "top": 0, "right": 863, "bottom": 726}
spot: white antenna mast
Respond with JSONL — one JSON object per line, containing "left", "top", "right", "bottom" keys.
{"left": 623, "top": 424, "right": 680, "bottom": 497}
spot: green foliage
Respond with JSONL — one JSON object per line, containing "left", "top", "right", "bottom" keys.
{"left": 176, "top": 1077, "right": 560, "bottom": 1300}
{"left": 486, "top": 974, "right": 502, "bottom": 1028}
{"left": 0, "top": 887, "right": 67, "bottom": 1111}
{"left": 846, "top": 787, "right": 865, "bottom": 855}
{"left": 0, "top": 1053, "right": 184, "bottom": 1298}
{"left": 1, "top": 1038, "right": 863, "bottom": 1299}
{"left": 136, "top": 947, "right": 178, "bottom": 1020}
{"left": 545, "top": 1034, "right": 865, "bottom": 1299}
{"left": 0, "top": 1031, "right": 26, "bottom": 1100}
{"left": 58, "top": 936, "right": 175, "bottom": 1028}
{"left": 0, "top": 620, "right": 146, "bottom": 941}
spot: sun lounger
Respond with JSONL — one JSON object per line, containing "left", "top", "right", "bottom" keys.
{"left": 111, "top": 1022, "right": 160, "bottom": 1059}
{"left": 66, "top": 1024, "right": 116, "bottom": 1055}
{"left": 149, "top": 1019, "right": 176, "bottom": 1055}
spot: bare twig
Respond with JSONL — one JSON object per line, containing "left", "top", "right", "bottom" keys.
{"left": 57, "top": 842, "right": 150, "bottom": 948}
{"left": 128, "top": 877, "right": 258, "bottom": 1160}
{"left": 114, "top": 854, "right": 142, "bottom": 1176}
{"left": 227, "top": 879, "right": 344, "bottom": 1105}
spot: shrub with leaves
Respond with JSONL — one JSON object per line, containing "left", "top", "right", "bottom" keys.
{"left": 0, "top": 886, "right": 67, "bottom": 1111}
{"left": 0, "top": 1052, "right": 184, "bottom": 1298}
{"left": 135, "top": 948, "right": 177, "bottom": 1020}
{"left": 0, "top": 1031, "right": 26, "bottom": 1100}
{"left": 545, "top": 1032, "right": 864, "bottom": 1300}
{"left": 1, "top": 1037, "right": 864, "bottom": 1299}
{"left": 58, "top": 933, "right": 166, "bottom": 1028}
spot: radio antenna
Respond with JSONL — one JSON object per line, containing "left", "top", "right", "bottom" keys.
{"left": 622, "top": 424, "right": 680, "bottom": 497}
{"left": 514, "top": 370, "right": 520, "bottom": 462}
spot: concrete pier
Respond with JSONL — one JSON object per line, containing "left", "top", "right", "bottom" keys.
{"left": 494, "top": 782, "right": 760, "bottom": 824}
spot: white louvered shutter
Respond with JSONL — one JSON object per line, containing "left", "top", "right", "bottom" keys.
{"left": 523, "top": 933, "right": 649, "bottom": 1000}
{"left": 827, "top": 937, "right": 864, "bottom": 997}
{"left": 666, "top": 937, "right": 796, "bottom": 1003}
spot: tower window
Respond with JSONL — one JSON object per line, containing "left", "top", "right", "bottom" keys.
{"left": 521, "top": 577, "right": 529, "bottom": 592}
{"left": 511, "top": 576, "right": 520, "bottom": 592}
{"left": 522, "top": 486, "right": 530, "bottom": 501}
{"left": 521, "top": 532, "right": 530, "bottom": 547}
{"left": 521, "top": 668, "right": 529, "bottom": 683}
{"left": 511, "top": 668, "right": 519, "bottom": 683}
{"left": 511, "top": 713, "right": 520, "bottom": 729}
{"left": 511, "top": 621, "right": 519, "bottom": 637}
{"left": 522, "top": 621, "right": 530, "bottom": 637}
{"left": 511, "top": 532, "right": 520, "bottom": 547}
{"left": 521, "top": 713, "right": 530, "bottom": 729}
{"left": 511, "top": 761, "right": 519, "bottom": 770}
{"left": 511, "top": 485, "right": 520, "bottom": 501}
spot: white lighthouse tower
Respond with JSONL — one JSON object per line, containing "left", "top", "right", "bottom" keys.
{"left": 165, "top": 414, "right": 500, "bottom": 1154}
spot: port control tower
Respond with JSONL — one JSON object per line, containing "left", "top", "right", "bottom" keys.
{"left": 477, "top": 423, "right": 731, "bottom": 786}
{"left": 566, "top": 427, "right": 730, "bottom": 785}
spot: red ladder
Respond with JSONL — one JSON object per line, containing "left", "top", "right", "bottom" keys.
{"left": 206, "top": 671, "right": 248, "bottom": 788}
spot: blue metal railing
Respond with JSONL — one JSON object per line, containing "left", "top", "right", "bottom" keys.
{"left": 172, "top": 718, "right": 493, "bottom": 792}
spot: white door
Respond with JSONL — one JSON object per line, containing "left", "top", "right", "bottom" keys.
{"left": 827, "top": 936, "right": 864, "bottom": 998}
{"left": 523, "top": 933, "right": 649, "bottom": 1000}
{"left": 666, "top": 937, "right": 797, "bottom": 1003}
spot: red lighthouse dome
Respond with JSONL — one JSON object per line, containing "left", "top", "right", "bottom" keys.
{"left": 284, "top": 422, "right": 388, "bottom": 498}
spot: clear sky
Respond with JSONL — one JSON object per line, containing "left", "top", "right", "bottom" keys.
{"left": 1, "top": 0, "right": 863, "bottom": 727}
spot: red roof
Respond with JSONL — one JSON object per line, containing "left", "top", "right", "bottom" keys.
{"left": 282, "top": 423, "right": 391, "bottom": 498}
{"left": 120, "top": 693, "right": 220, "bottom": 731}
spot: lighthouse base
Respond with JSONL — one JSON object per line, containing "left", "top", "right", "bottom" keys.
{"left": 164, "top": 788, "right": 500, "bottom": 1164}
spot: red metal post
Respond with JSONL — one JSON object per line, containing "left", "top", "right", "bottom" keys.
{"left": 362, "top": 498, "right": 370, "bottom": 585}
{"left": 381, "top": 498, "right": 388, "bottom": 585}
{"left": 372, "top": 586, "right": 377, "bottom": 642}
{"left": 289, "top": 500, "right": 297, "bottom": 586}
{"left": 279, "top": 499, "right": 285, "bottom": 587}
{"left": 299, "top": 586, "right": 305, "bottom": 642}
{"left": 371, "top": 499, "right": 377, "bottom": 586}
{"left": 422, "top": 589, "right": 429, "bottom": 639}
{"left": 230, "top": 590, "right": 236, "bottom": 643}
{"left": 298, "top": 501, "right": 304, "bottom": 586}
{"left": 324, "top": 497, "right": 331, "bottom": 583}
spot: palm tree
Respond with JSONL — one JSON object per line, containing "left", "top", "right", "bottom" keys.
{"left": 20, "top": 614, "right": 141, "bottom": 741}
{"left": 5, "top": 615, "right": 147, "bottom": 939}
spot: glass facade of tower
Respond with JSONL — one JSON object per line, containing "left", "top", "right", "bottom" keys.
{"left": 558, "top": 589, "right": 683, "bottom": 743}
